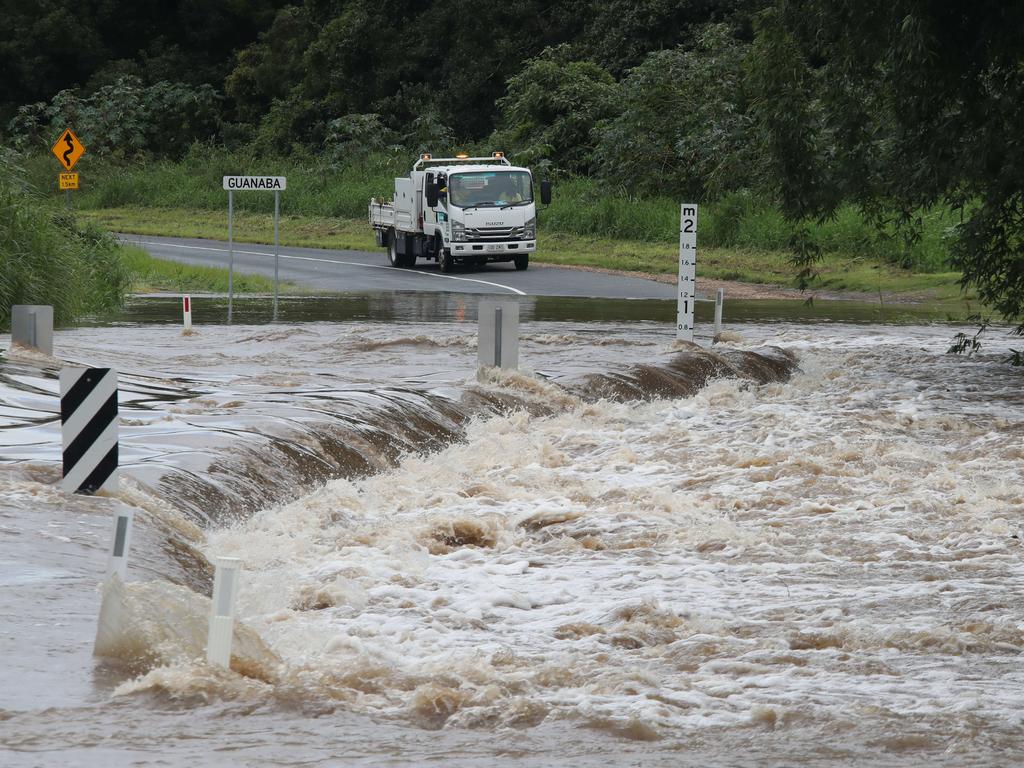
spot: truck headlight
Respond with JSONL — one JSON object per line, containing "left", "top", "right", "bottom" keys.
{"left": 452, "top": 221, "right": 466, "bottom": 242}
{"left": 523, "top": 216, "right": 536, "bottom": 239}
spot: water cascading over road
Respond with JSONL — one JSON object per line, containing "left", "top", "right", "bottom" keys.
{"left": 1, "top": 316, "right": 1022, "bottom": 767}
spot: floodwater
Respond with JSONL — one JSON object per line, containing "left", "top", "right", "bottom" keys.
{"left": 2, "top": 293, "right": 1023, "bottom": 767}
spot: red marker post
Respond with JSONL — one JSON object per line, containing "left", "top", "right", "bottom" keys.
{"left": 182, "top": 295, "right": 192, "bottom": 332}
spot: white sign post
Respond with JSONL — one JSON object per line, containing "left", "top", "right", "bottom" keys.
{"left": 207, "top": 556, "right": 242, "bottom": 668}
{"left": 222, "top": 176, "right": 287, "bottom": 323}
{"left": 677, "top": 204, "right": 698, "bottom": 342}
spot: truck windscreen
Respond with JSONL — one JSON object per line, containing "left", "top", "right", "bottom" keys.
{"left": 448, "top": 171, "right": 533, "bottom": 209}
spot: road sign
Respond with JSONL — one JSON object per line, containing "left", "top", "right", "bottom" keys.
{"left": 222, "top": 176, "right": 286, "bottom": 191}
{"left": 222, "top": 175, "right": 287, "bottom": 323}
{"left": 59, "top": 173, "right": 79, "bottom": 190}
{"left": 52, "top": 129, "right": 85, "bottom": 170}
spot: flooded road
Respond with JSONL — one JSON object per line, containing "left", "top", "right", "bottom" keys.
{"left": 2, "top": 294, "right": 1022, "bottom": 766}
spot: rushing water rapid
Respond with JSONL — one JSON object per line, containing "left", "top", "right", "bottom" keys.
{"left": 1, "top": 311, "right": 1022, "bottom": 767}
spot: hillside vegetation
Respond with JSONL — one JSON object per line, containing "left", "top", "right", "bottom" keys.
{"left": 2, "top": 1, "right": 1022, "bottom": 327}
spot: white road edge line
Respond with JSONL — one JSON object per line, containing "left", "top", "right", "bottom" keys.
{"left": 131, "top": 239, "right": 527, "bottom": 296}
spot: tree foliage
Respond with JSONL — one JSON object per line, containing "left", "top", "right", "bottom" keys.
{"left": 493, "top": 46, "right": 620, "bottom": 175}
{"left": 9, "top": 77, "right": 222, "bottom": 158}
{"left": 594, "top": 24, "right": 758, "bottom": 197}
{"left": 747, "top": 1, "right": 1024, "bottom": 322}
{"left": 0, "top": 0, "right": 285, "bottom": 126}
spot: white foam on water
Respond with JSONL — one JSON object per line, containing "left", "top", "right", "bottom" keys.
{"left": 199, "top": 323, "right": 1024, "bottom": 744}
{"left": 4, "top": 320, "right": 1023, "bottom": 764}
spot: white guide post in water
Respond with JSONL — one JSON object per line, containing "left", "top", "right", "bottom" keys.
{"left": 477, "top": 300, "right": 519, "bottom": 369}
{"left": 207, "top": 556, "right": 242, "bottom": 668}
{"left": 677, "top": 204, "right": 698, "bottom": 342}
{"left": 182, "top": 295, "right": 192, "bottom": 331}
{"left": 93, "top": 508, "right": 135, "bottom": 656}
{"left": 714, "top": 287, "right": 724, "bottom": 336}
{"left": 106, "top": 509, "right": 134, "bottom": 580}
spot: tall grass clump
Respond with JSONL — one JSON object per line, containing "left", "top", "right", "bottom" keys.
{"left": 1, "top": 157, "right": 130, "bottom": 330}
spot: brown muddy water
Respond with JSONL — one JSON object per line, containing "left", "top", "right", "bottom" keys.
{"left": 1, "top": 293, "right": 1023, "bottom": 767}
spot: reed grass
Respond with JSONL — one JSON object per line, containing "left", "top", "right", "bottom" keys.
{"left": 1, "top": 161, "right": 130, "bottom": 330}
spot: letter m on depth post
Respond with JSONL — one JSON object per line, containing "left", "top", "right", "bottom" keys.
{"left": 59, "top": 368, "right": 119, "bottom": 494}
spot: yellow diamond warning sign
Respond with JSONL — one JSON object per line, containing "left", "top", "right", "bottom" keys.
{"left": 51, "top": 128, "right": 85, "bottom": 170}
{"left": 59, "top": 173, "right": 79, "bottom": 190}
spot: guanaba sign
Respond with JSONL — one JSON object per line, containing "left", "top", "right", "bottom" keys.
{"left": 222, "top": 176, "right": 287, "bottom": 191}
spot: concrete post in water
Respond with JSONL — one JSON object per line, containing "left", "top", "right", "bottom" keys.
{"left": 478, "top": 300, "right": 519, "bottom": 369}
{"left": 182, "top": 295, "right": 192, "bottom": 332}
{"left": 207, "top": 556, "right": 242, "bottom": 668}
{"left": 714, "top": 288, "right": 724, "bottom": 336}
{"left": 677, "top": 204, "right": 698, "bottom": 342}
{"left": 11, "top": 305, "right": 54, "bottom": 355}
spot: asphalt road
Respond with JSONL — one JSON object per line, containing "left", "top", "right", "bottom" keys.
{"left": 124, "top": 234, "right": 676, "bottom": 299}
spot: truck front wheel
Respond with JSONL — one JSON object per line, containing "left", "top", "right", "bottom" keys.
{"left": 439, "top": 248, "right": 454, "bottom": 273}
{"left": 514, "top": 253, "right": 529, "bottom": 271}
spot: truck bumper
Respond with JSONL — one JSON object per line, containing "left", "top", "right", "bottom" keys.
{"left": 450, "top": 240, "right": 535, "bottom": 259}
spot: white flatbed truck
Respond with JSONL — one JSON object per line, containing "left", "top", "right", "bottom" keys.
{"left": 368, "top": 152, "right": 550, "bottom": 272}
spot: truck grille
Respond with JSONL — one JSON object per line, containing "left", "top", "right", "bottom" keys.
{"left": 466, "top": 226, "right": 525, "bottom": 240}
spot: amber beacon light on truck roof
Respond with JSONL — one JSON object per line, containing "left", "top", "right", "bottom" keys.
{"left": 414, "top": 152, "right": 512, "bottom": 170}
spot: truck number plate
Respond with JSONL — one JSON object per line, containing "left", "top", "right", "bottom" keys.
{"left": 486, "top": 244, "right": 502, "bottom": 251}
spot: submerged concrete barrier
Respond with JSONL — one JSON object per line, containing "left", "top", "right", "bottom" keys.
{"left": 11, "top": 305, "right": 54, "bottom": 355}
{"left": 478, "top": 300, "right": 519, "bottom": 370}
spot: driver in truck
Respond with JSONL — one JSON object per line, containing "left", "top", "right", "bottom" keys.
{"left": 493, "top": 176, "right": 523, "bottom": 205}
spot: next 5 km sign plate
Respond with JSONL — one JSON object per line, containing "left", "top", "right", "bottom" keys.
{"left": 222, "top": 176, "right": 287, "bottom": 191}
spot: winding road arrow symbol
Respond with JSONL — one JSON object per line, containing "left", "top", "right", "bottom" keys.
{"left": 51, "top": 128, "right": 85, "bottom": 170}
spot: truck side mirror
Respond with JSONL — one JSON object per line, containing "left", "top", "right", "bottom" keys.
{"left": 425, "top": 173, "right": 439, "bottom": 207}
{"left": 540, "top": 180, "right": 552, "bottom": 205}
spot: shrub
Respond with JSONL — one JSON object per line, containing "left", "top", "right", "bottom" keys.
{"left": 0, "top": 155, "right": 129, "bottom": 329}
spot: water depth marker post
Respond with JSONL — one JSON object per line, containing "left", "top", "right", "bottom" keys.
{"left": 222, "top": 176, "right": 287, "bottom": 324}
{"left": 677, "top": 204, "right": 698, "bottom": 342}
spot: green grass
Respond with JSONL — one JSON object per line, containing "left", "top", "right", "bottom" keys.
{"left": 1, "top": 163, "right": 130, "bottom": 329}
{"left": 17, "top": 145, "right": 976, "bottom": 305}
{"left": 82, "top": 206, "right": 969, "bottom": 301}
{"left": 23, "top": 147, "right": 956, "bottom": 273}
{"left": 119, "top": 243, "right": 302, "bottom": 294}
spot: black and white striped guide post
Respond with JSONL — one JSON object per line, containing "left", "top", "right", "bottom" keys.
{"left": 59, "top": 367, "right": 119, "bottom": 494}
{"left": 677, "top": 204, "right": 698, "bottom": 342}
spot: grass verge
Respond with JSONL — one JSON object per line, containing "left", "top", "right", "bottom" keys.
{"left": 83, "top": 206, "right": 970, "bottom": 301}
{"left": 119, "top": 243, "right": 303, "bottom": 294}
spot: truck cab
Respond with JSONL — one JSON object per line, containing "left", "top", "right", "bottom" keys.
{"left": 369, "top": 153, "right": 551, "bottom": 272}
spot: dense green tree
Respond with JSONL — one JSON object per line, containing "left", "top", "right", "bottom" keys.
{"left": 577, "top": 0, "right": 745, "bottom": 74}
{"left": 0, "top": 0, "right": 285, "bottom": 124}
{"left": 9, "top": 77, "right": 222, "bottom": 157}
{"left": 492, "top": 46, "right": 620, "bottom": 175}
{"left": 594, "top": 24, "right": 757, "bottom": 197}
{"left": 747, "top": 1, "right": 1024, "bottom": 324}
{"left": 226, "top": 5, "right": 319, "bottom": 125}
